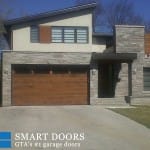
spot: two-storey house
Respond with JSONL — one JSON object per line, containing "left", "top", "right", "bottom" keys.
{"left": 1, "top": 3, "right": 150, "bottom": 106}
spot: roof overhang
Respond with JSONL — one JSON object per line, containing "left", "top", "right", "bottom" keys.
{"left": 92, "top": 53, "right": 137, "bottom": 62}
{"left": 5, "top": 3, "right": 96, "bottom": 26}
{"left": 92, "top": 32, "right": 113, "bottom": 38}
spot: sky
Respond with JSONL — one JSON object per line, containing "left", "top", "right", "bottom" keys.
{"left": 2, "top": 0, "right": 150, "bottom": 21}
{"left": 102, "top": 0, "right": 150, "bottom": 21}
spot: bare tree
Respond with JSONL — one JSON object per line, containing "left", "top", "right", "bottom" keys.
{"left": 0, "top": 0, "right": 16, "bottom": 34}
{"left": 75, "top": 0, "right": 146, "bottom": 32}
{"left": 102, "top": 0, "right": 144, "bottom": 32}
{"left": 145, "top": 21, "right": 150, "bottom": 33}
{"left": 0, "top": 0, "right": 17, "bottom": 49}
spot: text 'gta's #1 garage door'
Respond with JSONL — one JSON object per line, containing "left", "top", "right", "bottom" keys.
{"left": 12, "top": 65, "right": 89, "bottom": 106}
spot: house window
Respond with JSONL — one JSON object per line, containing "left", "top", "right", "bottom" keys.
{"left": 30, "top": 25, "right": 39, "bottom": 43}
{"left": 143, "top": 67, "right": 150, "bottom": 91}
{"left": 30, "top": 26, "right": 88, "bottom": 44}
{"left": 52, "top": 27, "right": 88, "bottom": 43}
{"left": 52, "top": 27, "right": 63, "bottom": 43}
{"left": 77, "top": 28, "right": 88, "bottom": 43}
{"left": 64, "top": 28, "right": 75, "bottom": 43}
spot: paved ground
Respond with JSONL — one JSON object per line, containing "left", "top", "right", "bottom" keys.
{"left": 0, "top": 106, "right": 150, "bottom": 150}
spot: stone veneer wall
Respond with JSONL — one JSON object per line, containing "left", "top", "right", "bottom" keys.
{"left": 114, "top": 63, "right": 128, "bottom": 97}
{"left": 115, "top": 25, "right": 145, "bottom": 101}
{"left": 131, "top": 58, "right": 150, "bottom": 105}
{"left": 90, "top": 61, "right": 98, "bottom": 104}
{"left": 115, "top": 25, "right": 144, "bottom": 53}
{"left": 2, "top": 52, "right": 98, "bottom": 106}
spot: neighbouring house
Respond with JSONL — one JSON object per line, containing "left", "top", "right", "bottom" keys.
{"left": 1, "top": 3, "right": 150, "bottom": 106}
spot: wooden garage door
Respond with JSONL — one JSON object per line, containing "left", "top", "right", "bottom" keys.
{"left": 12, "top": 65, "right": 89, "bottom": 106}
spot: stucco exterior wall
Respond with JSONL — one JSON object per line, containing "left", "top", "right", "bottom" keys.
{"left": 92, "top": 37, "right": 106, "bottom": 52}
{"left": 12, "top": 12, "right": 105, "bottom": 53}
{"left": 92, "top": 44, "right": 106, "bottom": 52}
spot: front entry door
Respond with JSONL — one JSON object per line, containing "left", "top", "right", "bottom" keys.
{"left": 98, "top": 64, "right": 114, "bottom": 98}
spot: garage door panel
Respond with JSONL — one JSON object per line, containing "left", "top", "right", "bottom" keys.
{"left": 13, "top": 92, "right": 88, "bottom": 98}
{"left": 13, "top": 86, "right": 87, "bottom": 93}
{"left": 12, "top": 68, "right": 88, "bottom": 105}
{"left": 13, "top": 97, "right": 87, "bottom": 106}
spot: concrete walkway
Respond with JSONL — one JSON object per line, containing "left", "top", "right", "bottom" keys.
{"left": 0, "top": 106, "right": 150, "bottom": 150}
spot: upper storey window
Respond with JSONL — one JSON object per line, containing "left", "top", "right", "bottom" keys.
{"left": 52, "top": 27, "right": 88, "bottom": 44}
{"left": 30, "top": 25, "right": 39, "bottom": 43}
{"left": 64, "top": 28, "right": 75, "bottom": 43}
{"left": 76, "top": 28, "right": 88, "bottom": 43}
{"left": 51, "top": 27, "right": 63, "bottom": 43}
{"left": 30, "top": 26, "right": 88, "bottom": 44}
{"left": 30, "top": 25, "right": 51, "bottom": 43}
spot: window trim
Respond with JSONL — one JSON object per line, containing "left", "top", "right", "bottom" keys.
{"left": 64, "top": 27, "right": 75, "bottom": 43}
{"left": 51, "top": 26, "right": 63, "bottom": 43}
{"left": 30, "top": 25, "right": 89, "bottom": 44}
{"left": 76, "top": 27, "right": 89, "bottom": 44}
{"left": 51, "top": 26, "right": 89, "bottom": 44}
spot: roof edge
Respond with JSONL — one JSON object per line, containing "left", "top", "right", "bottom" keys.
{"left": 92, "top": 32, "right": 113, "bottom": 37}
{"left": 5, "top": 2, "right": 96, "bottom": 26}
{"left": 115, "top": 25, "right": 145, "bottom": 28}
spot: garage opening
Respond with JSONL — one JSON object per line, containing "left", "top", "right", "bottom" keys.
{"left": 12, "top": 65, "right": 89, "bottom": 106}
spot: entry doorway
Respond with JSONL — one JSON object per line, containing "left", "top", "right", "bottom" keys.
{"left": 98, "top": 63, "right": 114, "bottom": 98}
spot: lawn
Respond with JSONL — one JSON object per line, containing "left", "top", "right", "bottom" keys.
{"left": 110, "top": 106, "right": 150, "bottom": 128}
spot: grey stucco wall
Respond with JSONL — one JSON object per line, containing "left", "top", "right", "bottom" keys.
{"left": 2, "top": 52, "right": 93, "bottom": 106}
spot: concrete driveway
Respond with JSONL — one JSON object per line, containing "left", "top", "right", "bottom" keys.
{"left": 0, "top": 106, "right": 150, "bottom": 150}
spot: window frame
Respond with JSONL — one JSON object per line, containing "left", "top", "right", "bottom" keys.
{"left": 51, "top": 27, "right": 63, "bottom": 43}
{"left": 76, "top": 27, "right": 89, "bottom": 44}
{"left": 30, "top": 26, "right": 89, "bottom": 44}
{"left": 143, "top": 67, "right": 150, "bottom": 91}
{"left": 51, "top": 26, "right": 89, "bottom": 44}
{"left": 64, "top": 27, "right": 75, "bottom": 43}
{"left": 30, "top": 25, "right": 39, "bottom": 43}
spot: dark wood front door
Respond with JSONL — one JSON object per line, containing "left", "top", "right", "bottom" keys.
{"left": 98, "top": 64, "right": 114, "bottom": 98}
{"left": 12, "top": 65, "right": 89, "bottom": 106}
